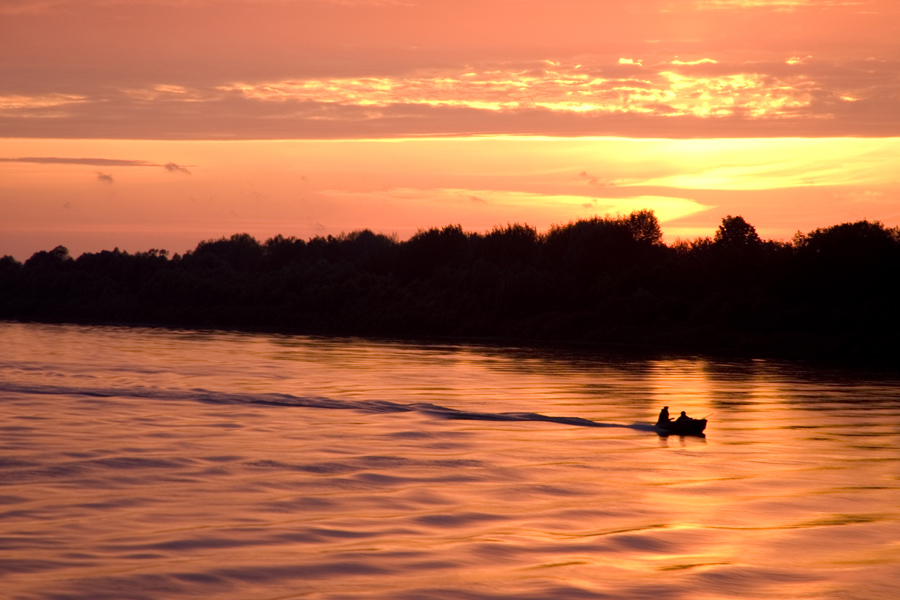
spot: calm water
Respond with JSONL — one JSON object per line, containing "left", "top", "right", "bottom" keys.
{"left": 1, "top": 322, "right": 899, "bottom": 600}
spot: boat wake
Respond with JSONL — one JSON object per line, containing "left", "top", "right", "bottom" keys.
{"left": 0, "top": 380, "right": 654, "bottom": 431}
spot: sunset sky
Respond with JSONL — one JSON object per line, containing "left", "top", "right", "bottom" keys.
{"left": 2, "top": 0, "right": 899, "bottom": 260}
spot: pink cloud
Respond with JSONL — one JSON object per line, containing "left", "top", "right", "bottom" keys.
{"left": 1, "top": 0, "right": 897, "bottom": 139}
{"left": 2, "top": 55, "right": 897, "bottom": 139}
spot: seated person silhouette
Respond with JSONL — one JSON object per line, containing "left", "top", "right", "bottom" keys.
{"left": 675, "top": 410, "right": 691, "bottom": 423}
{"left": 656, "top": 406, "right": 671, "bottom": 427}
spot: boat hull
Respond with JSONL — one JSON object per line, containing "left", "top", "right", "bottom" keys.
{"left": 656, "top": 418, "right": 707, "bottom": 436}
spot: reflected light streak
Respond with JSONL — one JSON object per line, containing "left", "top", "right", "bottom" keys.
{"left": 648, "top": 359, "right": 716, "bottom": 420}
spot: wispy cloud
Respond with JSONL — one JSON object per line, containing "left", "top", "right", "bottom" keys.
{"left": 217, "top": 61, "right": 817, "bottom": 119}
{"left": 0, "top": 93, "right": 86, "bottom": 109}
{"left": 0, "top": 157, "right": 157, "bottom": 167}
{"left": 578, "top": 171, "right": 616, "bottom": 188}
{"left": 95, "top": 171, "right": 114, "bottom": 183}
{"left": 164, "top": 162, "right": 192, "bottom": 175}
{"left": 0, "top": 0, "right": 407, "bottom": 14}
{"left": 694, "top": 0, "right": 863, "bottom": 9}
{"left": 2, "top": 0, "right": 896, "bottom": 140}
{"left": 3, "top": 54, "right": 895, "bottom": 138}
{"left": 0, "top": 157, "right": 196, "bottom": 172}
{"left": 322, "top": 187, "right": 712, "bottom": 224}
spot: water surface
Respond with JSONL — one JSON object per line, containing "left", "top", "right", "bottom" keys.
{"left": 1, "top": 322, "right": 898, "bottom": 599}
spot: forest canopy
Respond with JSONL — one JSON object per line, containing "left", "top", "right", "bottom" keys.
{"left": 2, "top": 210, "right": 899, "bottom": 364}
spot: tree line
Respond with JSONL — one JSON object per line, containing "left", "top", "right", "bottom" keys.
{"left": 2, "top": 210, "right": 899, "bottom": 364}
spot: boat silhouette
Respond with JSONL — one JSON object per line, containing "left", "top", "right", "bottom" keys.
{"left": 656, "top": 417, "right": 707, "bottom": 436}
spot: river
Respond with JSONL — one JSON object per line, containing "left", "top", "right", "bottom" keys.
{"left": 1, "top": 321, "right": 898, "bottom": 599}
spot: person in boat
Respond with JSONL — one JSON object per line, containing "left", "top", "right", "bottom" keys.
{"left": 675, "top": 410, "right": 692, "bottom": 423}
{"left": 656, "top": 406, "right": 671, "bottom": 427}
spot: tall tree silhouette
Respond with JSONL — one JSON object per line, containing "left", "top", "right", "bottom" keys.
{"left": 714, "top": 215, "right": 761, "bottom": 248}
{"left": 627, "top": 209, "right": 663, "bottom": 246}
{"left": 192, "top": 233, "right": 264, "bottom": 271}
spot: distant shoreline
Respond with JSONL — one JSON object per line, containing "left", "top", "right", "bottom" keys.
{"left": 3, "top": 212, "right": 899, "bottom": 369}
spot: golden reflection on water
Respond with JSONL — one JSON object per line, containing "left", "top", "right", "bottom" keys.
{"left": 0, "top": 322, "right": 899, "bottom": 599}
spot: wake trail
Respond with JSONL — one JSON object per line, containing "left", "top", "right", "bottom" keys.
{"left": 0, "top": 380, "right": 654, "bottom": 431}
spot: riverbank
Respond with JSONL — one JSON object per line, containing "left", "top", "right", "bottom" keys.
{"left": 2, "top": 214, "right": 899, "bottom": 367}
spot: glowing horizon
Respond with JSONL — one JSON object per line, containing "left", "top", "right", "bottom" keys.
{"left": 2, "top": 0, "right": 899, "bottom": 260}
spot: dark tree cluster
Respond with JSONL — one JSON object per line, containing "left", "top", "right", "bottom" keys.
{"left": 2, "top": 210, "right": 899, "bottom": 364}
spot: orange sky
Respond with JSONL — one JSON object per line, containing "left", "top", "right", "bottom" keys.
{"left": 2, "top": 0, "right": 899, "bottom": 260}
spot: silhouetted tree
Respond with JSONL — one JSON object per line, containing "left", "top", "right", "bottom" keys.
{"left": 0, "top": 256, "right": 23, "bottom": 309}
{"left": 795, "top": 220, "right": 898, "bottom": 260}
{"left": 400, "top": 224, "right": 472, "bottom": 280}
{"left": 338, "top": 229, "right": 397, "bottom": 273}
{"left": 5, "top": 212, "right": 900, "bottom": 363}
{"left": 24, "top": 245, "right": 72, "bottom": 269}
{"left": 263, "top": 234, "right": 307, "bottom": 270}
{"left": 791, "top": 220, "right": 900, "bottom": 301}
{"left": 482, "top": 223, "right": 540, "bottom": 266}
{"left": 627, "top": 209, "right": 663, "bottom": 246}
{"left": 0, "top": 255, "right": 22, "bottom": 272}
{"left": 714, "top": 215, "right": 761, "bottom": 248}
{"left": 192, "top": 233, "right": 264, "bottom": 271}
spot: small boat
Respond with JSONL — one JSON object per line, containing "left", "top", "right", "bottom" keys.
{"left": 656, "top": 418, "right": 707, "bottom": 436}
